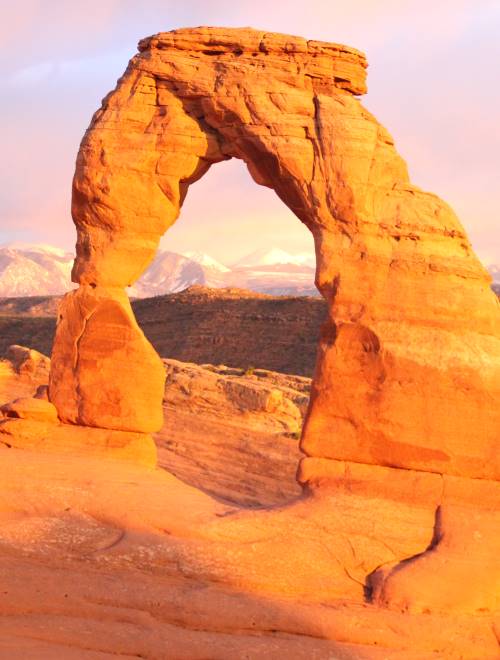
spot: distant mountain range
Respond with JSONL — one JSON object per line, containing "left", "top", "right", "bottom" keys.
{"left": 0, "top": 244, "right": 72, "bottom": 297}
{"left": 0, "top": 243, "right": 498, "bottom": 298}
{"left": 489, "top": 265, "right": 500, "bottom": 294}
{"left": 0, "top": 244, "right": 318, "bottom": 298}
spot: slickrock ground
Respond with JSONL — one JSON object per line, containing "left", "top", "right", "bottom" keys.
{"left": 1, "top": 349, "right": 499, "bottom": 658}
{"left": 157, "top": 358, "right": 309, "bottom": 506}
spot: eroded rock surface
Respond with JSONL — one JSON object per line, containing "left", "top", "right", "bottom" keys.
{"left": 0, "top": 397, "right": 58, "bottom": 423}
{"left": 5, "top": 344, "right": 50, "bottom": 381}
{"left": 0, "top": 447, "right": 498, "bottom": 659}
{"left": 0, "top": 345, "right": 51, "bottom": 404}
{"left": 164, "top": 358, "right": 306, "bottom": 433}
{"left": 158, "top": 359, "right": 309, "bottom": 506}
{"left": 49, "top": 285, "right": 165, "bottom": 433}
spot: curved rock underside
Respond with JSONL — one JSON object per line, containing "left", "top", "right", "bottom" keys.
{"left": 16, "top": 25, "right": 500, "bottom": 651}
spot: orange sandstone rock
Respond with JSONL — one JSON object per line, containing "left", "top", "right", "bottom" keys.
{"left": 0, "top": 397, "right": 58, "bottom": 424}
{"left": 5, "top": 344, "right": 50, "bottom": 380}
{"left": 163, "top": 358, "right": 303, "bottom": 434}
{"left": 0, "top": 419, "right": 157, "bottom": 468}
{"left": 57, "top": 26, "right": 500, "bottom": 479}
{"left": 49, "top": 285, "right": 165, "bottom": 433}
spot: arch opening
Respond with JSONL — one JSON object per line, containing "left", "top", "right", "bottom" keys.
{"left": 131, "top": 157, "right": 323, "bottom": 506}
{"left": 156, "top": 157, "right": 316, "bottom": 271}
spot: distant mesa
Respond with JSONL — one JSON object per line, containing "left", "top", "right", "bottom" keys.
{"left": 0, "top": 286, "right": 326, "bottom": 377}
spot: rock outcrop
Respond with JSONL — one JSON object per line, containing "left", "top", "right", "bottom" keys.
{"left": 0, "top": 397, "right": 58, "bottom": 423}
{"left": 158, "top": 359, "right": 308, "bottom": 506}
{"left": 0, "top": 346, "right": 158, "bottom": 467}
{"left": 45, "top": 26, "right": 500, "bottom": 624}
{"left": 5, "top": 344, "right": 50, "bottom": 381}
{"left": 49, "top": 285, "right": 165, "bottom": 433}
{"left": 164, "top": 358, "right": 305, "bottom": 434}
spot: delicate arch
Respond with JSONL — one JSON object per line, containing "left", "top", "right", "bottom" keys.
{"left": 50, "top": 27, "right": 500, "bottom": 482}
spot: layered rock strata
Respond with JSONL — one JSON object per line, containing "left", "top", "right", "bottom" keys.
{"left": 163, "top": 358, "right": 306, "bottom": 434}
{"left": 48, "top": 26, "right": 500, "bottom": 616}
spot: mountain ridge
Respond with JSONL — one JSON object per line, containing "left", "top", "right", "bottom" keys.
{"left": 0, "top": 244, "right": 318, "bottom": 298}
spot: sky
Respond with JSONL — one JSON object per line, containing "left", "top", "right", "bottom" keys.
{"left": 1, "top": 0, "right": 499, "bottom": 265}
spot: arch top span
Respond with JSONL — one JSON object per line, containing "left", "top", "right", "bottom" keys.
{"left": 71, "top": 27, "right": 370, "bottom": 291}
{"left": 138, "top": 26, "right": 368, "bottom": 96}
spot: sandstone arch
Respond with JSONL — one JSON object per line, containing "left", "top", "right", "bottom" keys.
{"left": 50, "top": 27, "right": 500, "bottom": 485}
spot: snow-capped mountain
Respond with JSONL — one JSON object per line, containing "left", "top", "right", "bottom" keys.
{"left": 233, "top": 247, "right": 315, "bottom": 269}
{"left": 0, "top": 243, "right": 319, "bottom": 298}
{"left": 181, "top": 251, "right": 230, "bottom": 288}
{"left": 227, "top": 247, "right": 317, "bottom": 296}
{"left": 489, "top": 264, "right": 500, "bottom": 293}
{"left": 0, "top": 244, "right": 74, "bottom": 297}
{"left": 129, "top": 251, "right": 205, "bottom": 298}
{"left": 2, "top": 243, "right": 497, "bottom": 299}
{"left": 183, "top": 251, "right": 230, "bottom": 272}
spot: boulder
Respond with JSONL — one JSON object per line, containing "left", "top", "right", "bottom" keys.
{"left": 49, "top": 285, "right": 165, "bottom": 433}
{"left": 0, "top": 397, "right": 58, "bottom": 423}
{"left": 5, "top": 344, "right": 50, "bottom": 380}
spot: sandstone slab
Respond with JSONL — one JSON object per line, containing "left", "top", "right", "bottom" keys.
{"left": 0, "top": 397, "right": 58, "bottom": 423}
{"left": 0, "top": 447, "right": 497, "bottom": 658}
{"left": 0, "top": 419, "right": 156, "bottom": 468}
